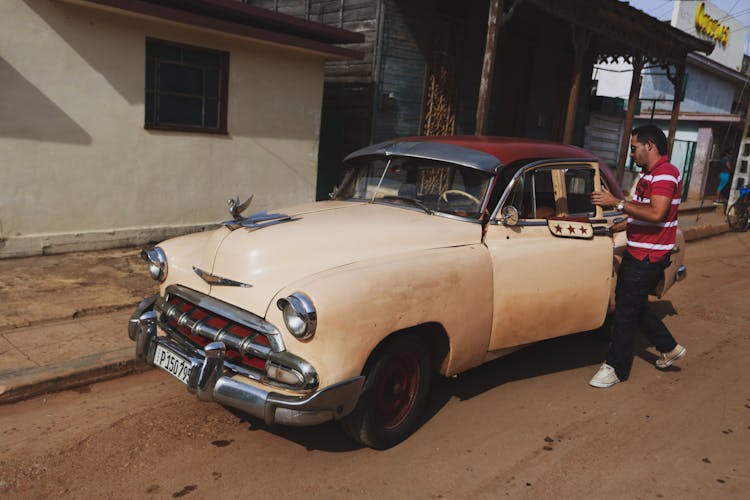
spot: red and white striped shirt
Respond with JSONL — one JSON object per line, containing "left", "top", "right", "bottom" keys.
{"left": 626, "top": 156, "right": 682, "bottom": 262}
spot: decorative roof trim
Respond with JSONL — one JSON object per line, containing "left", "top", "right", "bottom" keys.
{"left": 526, "top": 0, "right": 714, "bottom": 64}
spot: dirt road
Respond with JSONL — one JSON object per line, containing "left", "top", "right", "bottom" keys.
{"left": 1, "top": 232, "right": 748, "bottom": 499}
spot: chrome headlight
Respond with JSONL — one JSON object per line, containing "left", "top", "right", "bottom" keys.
{"left": 141, "top": 247, "right": 167, "bottom": 282}
{"left": 276, "top": 292, "right": 317, "bottom": 340}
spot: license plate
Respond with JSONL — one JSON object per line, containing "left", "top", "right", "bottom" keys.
{"left": 153, "top": 344, "right": 192, "bottom": 384}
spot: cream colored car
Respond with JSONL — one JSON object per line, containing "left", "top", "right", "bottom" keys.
{"left": 129, "top": 136, "right": 686, "bottom": 449}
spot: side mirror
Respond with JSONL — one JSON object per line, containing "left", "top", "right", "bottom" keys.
{"left": 501, "top": 206, "right": 519, "bottom": 226}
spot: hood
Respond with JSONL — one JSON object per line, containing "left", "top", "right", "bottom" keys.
{"left": 197, "top": 201, "right": 482, "bottom": 315}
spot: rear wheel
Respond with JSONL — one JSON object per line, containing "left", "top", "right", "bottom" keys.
{"left": 727, "top": 201, "right": 749, "bottom": 232}
{"left": 341, "top": 335, "right": 431, "bottom": 449}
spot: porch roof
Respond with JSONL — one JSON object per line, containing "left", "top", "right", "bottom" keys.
{"left": 527, "top": 0, "right": 715, "bottom": 64}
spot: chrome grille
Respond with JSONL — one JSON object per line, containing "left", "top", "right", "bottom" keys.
{"left": 155, "top": 285, "right": 319, "bottom": 391}
{"left": 160, "top": 294, "right": 271, "bottom": 372}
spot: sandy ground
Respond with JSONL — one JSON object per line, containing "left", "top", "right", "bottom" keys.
{"left": 0, "top": 248, "right": 157, "bottom": 331}
{"left": 1, "top": 232, "right": 748, "bottom": 499}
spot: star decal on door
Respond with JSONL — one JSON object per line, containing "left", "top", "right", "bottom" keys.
{"left": 546, "top": 218, "right": 595, "bottom": 240}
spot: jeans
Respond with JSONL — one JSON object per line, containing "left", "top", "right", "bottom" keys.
{"left": 606, "top": 251, "right": 678, "bottom": 380}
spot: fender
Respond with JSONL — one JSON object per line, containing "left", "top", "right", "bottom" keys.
{"left": 266, "top": 244, "right": 494, "bottom": 387}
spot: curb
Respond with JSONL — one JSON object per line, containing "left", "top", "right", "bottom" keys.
{"left": 0, "top": 348, "right": 151, "bottom": 405}
{"left": 683, "top": 222, "right": 729, "bottom": 242}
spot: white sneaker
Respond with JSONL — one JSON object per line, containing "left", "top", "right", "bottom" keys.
{"left": 589, "top": 363, "right": 620, "bottom": 388}
{"left": 656, "top": 344, "right": 686, "bottom": 369}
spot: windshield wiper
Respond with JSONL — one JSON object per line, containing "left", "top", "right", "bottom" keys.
{"left": 380, "top": 195, "right": 433, "bottom": 215}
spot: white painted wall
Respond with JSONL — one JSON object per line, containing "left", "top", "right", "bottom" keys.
{"left": 0, "top": 0, "right": 326, "bottom": 257}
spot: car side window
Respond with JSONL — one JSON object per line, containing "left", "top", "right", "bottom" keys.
{"left": 508, "top": 169, "right": 557, "bottom": 220}
{"left": 564, "top": 167, "right": 596, "bottom": 216}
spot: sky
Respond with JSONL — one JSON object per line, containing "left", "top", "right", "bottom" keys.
{"left": 626, "top": 0, "right": 750, "bottom": 55}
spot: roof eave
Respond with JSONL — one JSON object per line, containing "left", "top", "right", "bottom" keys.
{"left": 149, "top": 0, "right": 365, "bottom": 45}
{"left": 527, "top": 0, "right": 714, "bottom": 63}
{"left": 59, "top": 0, "right": 364, "bottom": 60}
{"left": 687, "top": 52, "right": 748, "bottom": 84}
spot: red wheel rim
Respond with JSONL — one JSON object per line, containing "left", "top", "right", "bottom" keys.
{"left": 373, "top": 352, "right": 420, "bottom": 429}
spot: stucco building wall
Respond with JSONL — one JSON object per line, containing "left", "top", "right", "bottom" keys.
{"left": 0, "top": 0, "right": 325, "bottom": 257}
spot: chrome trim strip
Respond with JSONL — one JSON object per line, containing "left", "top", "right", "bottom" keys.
{"left": 515, "top": 220, "right": 549, "bottom": 227}
{"left": 432, "top": 212, "right": 484, "bottom": 224}
{"left": 192, "top": 266, "right": 253, "bottom": 288}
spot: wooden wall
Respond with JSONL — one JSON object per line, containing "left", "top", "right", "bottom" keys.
{"left": 246, "top": 0, "right": 378, "bottom": 83}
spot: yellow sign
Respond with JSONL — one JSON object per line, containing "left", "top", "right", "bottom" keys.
{"left": 695, "top": 2, "right": 730, "bottom": 45}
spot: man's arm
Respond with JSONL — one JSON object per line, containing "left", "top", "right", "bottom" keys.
{"left": 591, "top": 188, "right": 672, "bottom": 223}
{"left": 621, "top": 194, "right": 671, "bottom": 222}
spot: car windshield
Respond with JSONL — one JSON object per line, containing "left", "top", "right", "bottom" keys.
{"left": 336, "top": 156, "right": 493, "bottom": 219}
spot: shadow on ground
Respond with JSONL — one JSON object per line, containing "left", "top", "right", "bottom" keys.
{"left": 225, "top": 302, "right": 679, "bottom": 452}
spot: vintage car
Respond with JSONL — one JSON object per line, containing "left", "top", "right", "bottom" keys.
{"left": 129, "top": 136, "right": 686, "bottom": 449}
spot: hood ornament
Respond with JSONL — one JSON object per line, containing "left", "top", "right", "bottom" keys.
{"left": 228, "top": 194, "right": 254, "bottom": 221}
{"left": 193, "top": 267, "right": 253, "bottom": 288}
{"left": 222, "top": 210, "right": 296, "bottom": 231}
{"left": 223, "top": 194, "right": 296, "bottom": 231}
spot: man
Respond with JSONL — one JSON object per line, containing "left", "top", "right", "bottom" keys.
{"left": 589, "top": 124, "right": 686, "bottom": 388}
{"left": 715, "top": 148, "right": 733, "bottom": 204}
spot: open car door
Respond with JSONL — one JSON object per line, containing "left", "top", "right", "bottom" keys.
{"left": 483, "top": 160, "right": 613, "bottom": 351}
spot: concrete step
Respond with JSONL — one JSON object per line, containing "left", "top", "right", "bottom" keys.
{"left": 678, "top": 199, "right": 725, "bottom": 217}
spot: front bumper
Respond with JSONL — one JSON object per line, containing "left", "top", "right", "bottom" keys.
{"left": 129, "top": 296, "right": 364, "bottom": 426}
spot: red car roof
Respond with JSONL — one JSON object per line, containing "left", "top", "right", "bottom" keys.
{"left": 393, "top": 135, "right": 623, "bottom": 198}
{"left": 394, "top": 135, "right": 598, "bottom": 165}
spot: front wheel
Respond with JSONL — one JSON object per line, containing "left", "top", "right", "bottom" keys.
{"left": 727, "top": 201, "right": 749, "bottom": 231}
{"left": 341, "top": 335, "right": 431, "bottom": 449}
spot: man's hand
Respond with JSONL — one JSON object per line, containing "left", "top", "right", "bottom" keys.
{"left": 591, "top": 185, "right": 671, "bottom": 223}
{"left": 591, "top": 185, "right": 619, "bottom": 208}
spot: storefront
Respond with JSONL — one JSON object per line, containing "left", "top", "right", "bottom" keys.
{"left": 300, "top": 0, "right": 714, "bottom": 199}
{"left": 594, "top": 0, "right": 748, "bottom": 200}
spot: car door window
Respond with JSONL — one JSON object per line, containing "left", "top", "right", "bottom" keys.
{"left": 564, "top": 167, "right": 596, "bottom": 216}
{"left": 497, "top": 161, "right": 603, "bottom": 223}
{"left": 507, "top": 168, "right": 557, "bottom": 220}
